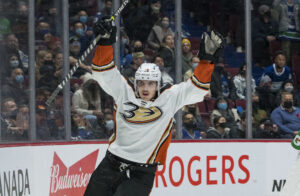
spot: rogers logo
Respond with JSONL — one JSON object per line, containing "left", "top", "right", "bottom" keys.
{"left": 155, "top": 155, "right": 250, "bottom": 187}
{"left": 49, "top": 149, "right": 99, "bottom": 196}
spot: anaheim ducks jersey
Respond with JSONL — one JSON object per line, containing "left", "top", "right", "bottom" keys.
{"left": 92, "top": 45, "right": 214, "bottom": 165}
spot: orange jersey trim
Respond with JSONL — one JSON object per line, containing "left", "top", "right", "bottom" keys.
{"left": 147, "top": 119, "right": 174, "bottom": 164}
{"left": 193, "top": 60, "right": 214, "bottom": 84}
{"left": 92, "top": 45, "right": 114, "bottom": 67}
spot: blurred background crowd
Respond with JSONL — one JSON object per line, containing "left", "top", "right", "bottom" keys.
{"left": 0, "top": 0, "right": 300, "bottom": 142}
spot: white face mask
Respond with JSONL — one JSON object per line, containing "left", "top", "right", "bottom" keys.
{"left": 10, "top": 60, "right": 19, "bottom": 68}
{"left": 105, "top": 120, "right": 114, "bottom": 131}
{"left": 284, "top": 86, "right": 294, "bottom": 92}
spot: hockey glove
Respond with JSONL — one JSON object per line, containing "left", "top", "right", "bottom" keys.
{"left": 198, "top": 30, "right": 225, "bottom": 63}
{"left": 94, "top": 16, "right": 117, "bottom": 45}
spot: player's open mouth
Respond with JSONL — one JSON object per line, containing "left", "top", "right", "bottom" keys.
{"left": 142, "top": 92, "right": 149, "bottom": 96}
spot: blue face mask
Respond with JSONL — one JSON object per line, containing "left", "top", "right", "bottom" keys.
{"left": 218, "top": 103, "right": 228, "bottom": 110}
{"left": 192, "top": 63, "right": 198, "bottom": 69}
{"left": 40, "top": 29, "right": 50, "bottom": 36}
{"left": 79, "top": 16, "right": 87, "bottom": 23}
{"left": 16, "top": 75, "right": 24, "bottom": 83}
{"left": 76, "top": 28, "right": 85, "bottom": 36}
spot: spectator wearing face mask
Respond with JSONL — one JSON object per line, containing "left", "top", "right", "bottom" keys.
{"left": 206, "top": 116, "right": 231, "bottom": 139}
{"left": 0, "top": 34, "right": 27, "bottom": 82}
{"left": 70, "top": 21, "right": 94, "bottom": 54}
{"left": 147, "top": 16, "right": 174, "bottom": 51}
{"left": 271, "top": 92, "right": 300, "bottom": 138}
{"left": 1, "top": 68, "right": 28, "bottom": 105}
{"left": 38, "top": 52, "right": 59, "bottom": 90}
{"left": 184, "top": 56, "right": 200, "bottom": 81}
{"left": 121, "top": 40, "right": 143, "bottom": 69}
{"left": 210, "top": 97, "right": 240, "bottom": 138}
{"left": 182, "top": 112, "right": 203, "bottom": 139}
{"left": 275, "top": 80, "right": 300, "bottom": 107}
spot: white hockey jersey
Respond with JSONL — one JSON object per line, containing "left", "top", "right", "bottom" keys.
{"left": 92, "top": 45, "right": 214, "bottom": 165}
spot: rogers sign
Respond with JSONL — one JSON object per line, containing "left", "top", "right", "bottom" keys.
{"left": 155, "top": 155, "right": 250, "bottom": 187}
{"left": 49, "top": 150, "right": 99, "bottom": 196}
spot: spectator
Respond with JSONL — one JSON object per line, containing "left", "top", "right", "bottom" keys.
{"left": 125, "top": 0, "right": 162, "bottom": 42}
{"left": 147, "top": 16, "right": 174, "bottom": 51}
{"left": 210, "top": 62, "right": 237, "bottom": 100}
{"left": 38, "top": 54, "right": 59, "bottom": 90}
{"left": 152, "top": 54, "right": 174, "bottom": 85}
{"left": 252, "top": 4, "right": 279, "bottom": 67}
{"left": 36, "top": 104, "right": 51, "bottom": 140}
{"left": 35, "top": 20, "right": 52, "bottom": 51}
{"left": 255, "top": 118, "right": 280, "bottom": 138}
{"left": 271, "top": 92, "right": 300, "bottom": 138}
{"left": 0, "top": 34, "right": 27, "bottom": 81}
{"left": 100, "top": 0, "right": 113, "bottom": 16}
{"left": 49, "top": 111, "right": 65, "bottom": 140}
{"left": 233, "top": 63, "right": 256, "bottom": 100}
{"left": 71, "top": 112, "right": 95, "bottom": 140}
{"left": 35, "top": 50, "right": 53, "bottom": 80}
{"left": 69, "top": 21, "right": 94, "bottom": 54}
{"left": 210, "top": 97, "right": 240, "bottom": 138}
{"left": 261, "top": 51, "right": 292, "bottom": 93}
{"left": 256, "top": 71, "right": 274, "bottom": 113}
{"left": 103, "top": 111, "right": 115, "bottom": 138}
{"left": 252, "top": 92, "right": 268, "bottom": 127}
{"left": 275, "top": 79, "right": 300, "bottom": 107}
{"left": 0, "top": 98, "right": 26, "bottom": 140}
{"left": 182, "top": 104, "right": 207, "bottom": 134}
{"left": 158, "top": 34, "right": 175, "bottom": 78}
{"left": 206, "top": 116, "right": 231, "bottom": 139}
{"left": 72, "top": 77, "right": 103, "bottom": 131}
{"left": 181, "top": 38, "right": 193, "bottom": 75}
{"left": 122, "top": 51, "right": 145, "bottom": 83}
{"left": 182, "top": 112, "right": 203, "bottom": 139}
{"left": 273, "top": 0, "right": 300, "bottom": 64}
{"left": 11, "top": 3, "right": 29, "bottom": 50}
{"left": 183, "top": 56, "right": 200, "bottom": 81}
{"left": 1, "top": 68, "right": 28, "bottom": 105}
{"left": 69, "top": 37, "right": 92, "bottom": 78}
{"left": 121, "top": 40, "right": 143, "bottom": 69}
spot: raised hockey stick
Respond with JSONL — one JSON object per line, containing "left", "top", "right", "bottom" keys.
{"left": 46, "top": 0, "right": 129, "bottom": 106}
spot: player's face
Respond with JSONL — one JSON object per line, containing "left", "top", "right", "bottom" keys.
{"left": 137, "top": 80, "right": 157, "bottom": 101}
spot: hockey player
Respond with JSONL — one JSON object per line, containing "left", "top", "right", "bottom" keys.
{"left": 84, "top": 17, "right": 224, "bottom": 196}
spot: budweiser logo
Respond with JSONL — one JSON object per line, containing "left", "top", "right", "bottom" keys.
{"left": 49, "top": 150, "right": 99, "bottom": 196}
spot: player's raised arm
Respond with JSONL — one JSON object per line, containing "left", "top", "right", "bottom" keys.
{"left": 91, "top": 16, "right": 130, "bottom": 102}
{"left": 170, "top": 31, "right": 225, "bottom": 112}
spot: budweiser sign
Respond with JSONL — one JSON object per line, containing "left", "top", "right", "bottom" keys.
{"left": 49, "top": 150, "right": 99, "bottom": 196}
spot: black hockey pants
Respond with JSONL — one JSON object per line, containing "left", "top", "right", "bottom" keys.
{"left": 84, "top": 151, "right": 157, "bottom": 196}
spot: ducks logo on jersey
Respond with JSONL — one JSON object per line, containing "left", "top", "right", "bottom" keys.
{"left": 122, "top": 102, "right": 162, "bottom": 124}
